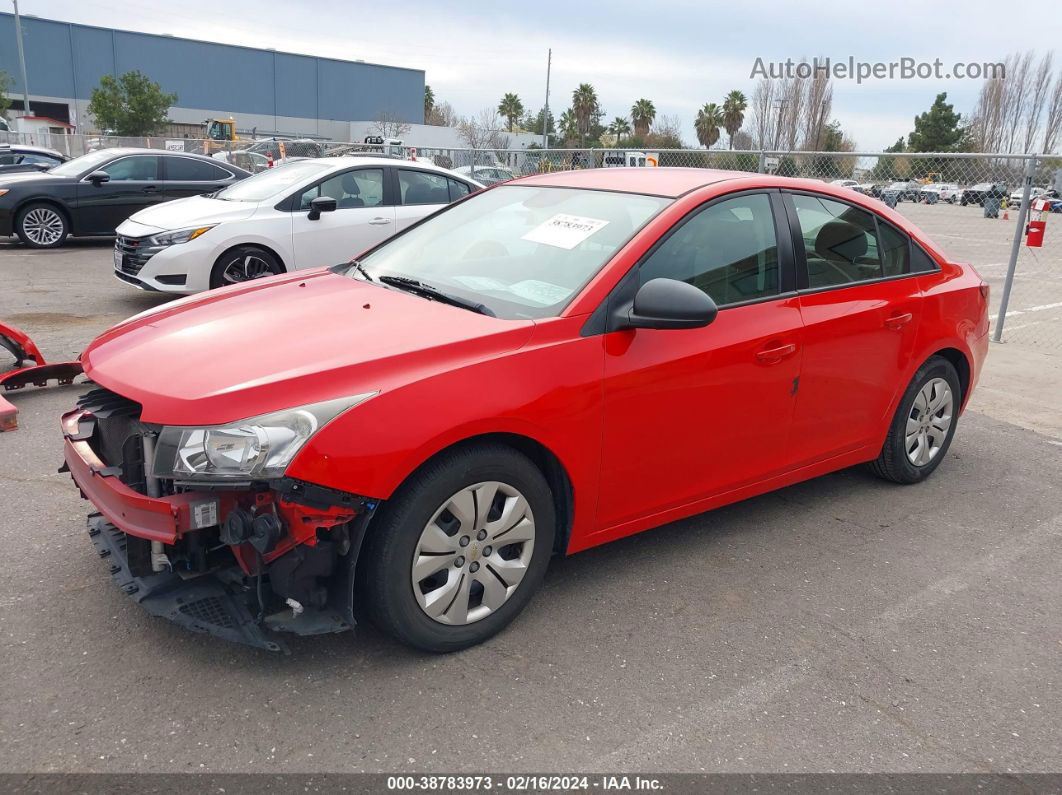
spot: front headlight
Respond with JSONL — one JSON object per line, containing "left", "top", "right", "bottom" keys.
{"left": 148, "top": 225, "right": 216, "bottom": 247}
{"left": 152, "top": 393, "right": 376, "bottom": 481}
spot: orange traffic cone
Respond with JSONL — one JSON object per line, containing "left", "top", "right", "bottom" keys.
{"left": 1003, "top": 206, "right": 1009, "bottom": 220}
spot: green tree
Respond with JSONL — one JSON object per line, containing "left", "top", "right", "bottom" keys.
{"left": 0, "top": 70, "right": 12, "bottom": 119}
{"left": 695, "top": 103, "right": 723, "bottom": 148}
{"left": 571, "top": 84, "right": 600, "bottom": 146}
{"left": 722, "top": 90, "right": 747, "bottom": 149}
{"left": 523, "top": 106, "right": 555, "bottom": 137}
{"left": 424, "top": 85, "right": 435, "bottom": 122}
{"left": 87, "top": 71, "right": 176, "bottom": 136}
{"left": 608, "top": 116, "right": 631, "bottom": 145}
{"left": 631, "top": 98, "right": 656, "bottom": 138}
{"left": 869, "top": 137, "right": 909, "bottom": 181}
{"left": 498, "top": 92, "right": 525, "bottom": 132}
{"left": 907, "top": 93, "right": 964, "bottom": 152}
{"left": 558, "top": 109, "right": 579, "bottom": 144}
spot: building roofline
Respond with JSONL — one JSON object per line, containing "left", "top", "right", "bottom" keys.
{"left": 0, "top": 11, "right": 425, "bottom": 76}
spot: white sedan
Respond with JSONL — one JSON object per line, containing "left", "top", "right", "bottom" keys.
{"left": 113, "top": 157, "right": 482, "bottom": 294}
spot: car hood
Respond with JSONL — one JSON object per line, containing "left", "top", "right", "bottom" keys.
{"left": 0, "top": 171, "right": 69, "bottom": 188}
{"left": 124, "top": 194, "right": 259, "bottom": 232}
{"left": 82, "top": 269, "right": 535, "bottom": 425}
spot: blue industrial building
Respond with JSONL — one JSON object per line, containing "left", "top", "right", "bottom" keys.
{"left": 0, "top": 12, "right": 425, "bottom": 138}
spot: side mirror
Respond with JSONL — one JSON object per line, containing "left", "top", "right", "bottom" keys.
{"left": 307, "top": 196, "right": 337, "bottom": 220}
{"left": 621, "top": 278, "right": 718, "bottom": 331}
{"left": 86, "top": 170, "right": 110, "bottom": 185}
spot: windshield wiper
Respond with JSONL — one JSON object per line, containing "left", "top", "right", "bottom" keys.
{"left": 378, "top": 275, "right": 496, "bottom": 317}
{"left": 348, "top": 260, "right": 374, "bottom": 282}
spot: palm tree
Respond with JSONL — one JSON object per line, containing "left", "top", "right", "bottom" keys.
{"left": 608, "top": 116, "right": 631, "bottom": 146}
{"left": 558, "top": 109, "right": 579, "bottom": 144}
{"left": 424, "top": 85, "right": 435, "bottom": 122}
{"left": 571, "top": 83, "right": 600, "bottom": 146}
{"left": 722, "top": 90, "right": 747, "bottom": 149}
{"left": 498, "top": 92, "right": 525, "bottom": 133}
{"left": 695, "top": 103, "right": 724, "bottom": 148}
{"left": 630, "top": 98, "right": 656, "bottom": 138}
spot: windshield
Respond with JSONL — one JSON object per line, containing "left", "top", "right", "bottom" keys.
{"left": 351, "top": 185, "right": 671, "bottom": 319}
{"left": 214, "top": 160, "right": 334, "bottom": 202}
{"left": 49, "top": 149, "right": 116, "bottom": 177}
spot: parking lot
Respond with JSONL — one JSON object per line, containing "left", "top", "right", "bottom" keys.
{"left": 2, "top": 206, "right": 1061, "bottom": 773}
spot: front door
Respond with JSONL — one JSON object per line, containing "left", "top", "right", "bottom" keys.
{"left": 75, "top": 154, "right": 163, "bottom": 233}
{"left": 597, "top": 192, "right": 803, "bottom": 530}
{"left": 290, "top": 167, "right": 394, "bottom": 268}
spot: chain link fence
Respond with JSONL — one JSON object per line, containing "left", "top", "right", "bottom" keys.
{"left": 3, "top": 130, "right": 1059, "bottom": 352}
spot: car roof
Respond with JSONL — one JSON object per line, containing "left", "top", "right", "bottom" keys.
{"left": 0, "top": 143, "right": 65, "bottom": 158}
{"left": 320, "top": 155, "right": 484, "bottom": 183}
{"left": 513, "top": 167, "right": 745, "bottom": 198}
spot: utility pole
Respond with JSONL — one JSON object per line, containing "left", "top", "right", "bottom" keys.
{"left": 542, "top": 48, "right": 551, "bottom": 149}
{"left": 13, "top": 0, "right": 32, "bottom": 116}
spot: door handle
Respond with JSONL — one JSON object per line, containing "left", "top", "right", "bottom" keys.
{"left": 884, "top": 311, "right": 913, "bottom": 330}
{"left": 756, "top": 343, "right": 797, "bottom": 364}
{"left": 142, "top": 185, "right": 160, "bottom": 194}
{"left": 368, "top": 217, "right": 392, "bottom": 225}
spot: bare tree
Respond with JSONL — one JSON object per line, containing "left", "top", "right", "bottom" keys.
{"left": 749, "top": 60, "right": 833, "bottom": 152}
{"left": 458, "top": 107, "right": 509, "bottom": 150}
{"left": 1043, "top": 73, "right": 1062, "bottom": 154}
{"left": 1023, "top": 53, "right": 1054, "bottom": 153}
{"left": 370, "top": 112, "right": 412, "bottom": 139}
{"left": 427, "top": 100, "right": 459, "bottom": 127}
{"left": 750, "top": 79, "right": 775, "bottom": 150}
{"left": 799, "top": 68, "right": 833, "bottom": 150}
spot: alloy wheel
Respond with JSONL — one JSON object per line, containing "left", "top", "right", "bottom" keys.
{"left": 22, "top": 208, "right": 65, "bottom": 246}
{"left": 221, "top": 253, "right": 279, "bottom": 284}
{"left": 906, "top": 377, "right": 953, "bottom": 466}
{"left": 411, "top": 481, "right": 536, "bottom": 626}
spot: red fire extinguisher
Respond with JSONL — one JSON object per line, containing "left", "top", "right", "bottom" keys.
{"left": 1026, "top": 198, "right": 1048, "bottom": 248}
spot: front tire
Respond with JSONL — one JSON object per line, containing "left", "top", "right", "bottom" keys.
{"left": 16, "top": 203, "right": 69, "bottom": 248}
{"left": 358, "top": 444, "right": 555, "bottom": 652}
{"left": 869, "top": 356, "right": 961, "bottom": 484}
{"left": 209, "top": 245, "right": 284, "bottom": 289}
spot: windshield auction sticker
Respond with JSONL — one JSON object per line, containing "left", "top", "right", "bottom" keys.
{"left": 522, "top": 214, "right": 609, "bottom": 249}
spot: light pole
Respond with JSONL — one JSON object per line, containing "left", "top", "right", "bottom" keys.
{"left": 13, "top": 0, "right": 32, "bottom": 116}
{"left": 542, "top": 48, "right": 551, "bottom": 149}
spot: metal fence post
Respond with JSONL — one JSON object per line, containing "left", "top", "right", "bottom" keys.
{"left": 993, "top": 154, "right": 1037, "bottom": 343}
{"left": 758, "top": 150, "right": 766, "bottom": 174}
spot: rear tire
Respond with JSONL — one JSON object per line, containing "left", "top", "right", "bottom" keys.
{"left": 209, "top": 245, "right": 284, "bottom": 289}
{"left": 358, "top": 444, "right": 555, "bottom": 652}
{"left": 869, "top": 356, "right": 962, "bottom": 484}
{"left": 16, "top": 202, "right": 69, "bottom": 248}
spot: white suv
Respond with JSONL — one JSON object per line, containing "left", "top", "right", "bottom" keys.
{"left": 113, "top": 157, "right": 482, "bottom": 294}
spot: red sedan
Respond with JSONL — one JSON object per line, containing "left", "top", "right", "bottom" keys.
{"left": 63, "top": 168, "right": 989, "bottom": 652}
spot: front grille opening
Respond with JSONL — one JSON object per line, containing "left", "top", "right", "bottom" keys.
{"left": 178, "top": 597, "right": 236, "bottom": 629}
{"left": 78, "top": 386, "right": 150, "bottom": 488}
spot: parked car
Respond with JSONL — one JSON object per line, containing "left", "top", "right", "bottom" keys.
{"left": 960, "top": 182, "right": 1007, "bottom": 206}
{"left": 828, "top": 179, "right": 860, "bottom": 189}
{"left": 454, "top": 165, "right": 516, "bottom": 186}
{"left": 113, "top": 157, "right": 483, "bottom": 293}
{"left": 0, "top": 143, "right": 68, "bottom": 175}
{"left": 887, "top": 181, "right": 922, "bottom": 202}
{"left": 1009, "top": 186, "right": 1048, "bottom": 206}
{"left": 853, "top": 183, "right": 884, "bottom": 198}
{"left": 64, "top": 168, "right": 990, "bottom": 653}
{"left": 919, "top": 183, "right": 959, "bottom": 204}
{"left": 938, "top": 184, "right": 963, "bottom": 203}
{"left": 0, "top": 148, "right": 250, "bottom": 248}
{"left": 221, "top": 138, "right": 325, "bottom": 173}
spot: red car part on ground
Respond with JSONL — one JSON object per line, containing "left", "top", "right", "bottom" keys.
{"left": 60, "top": 168, "right": 990, "bottom": 653}
{"left": 0, "top": 321, "right": 83, "bottom": 431}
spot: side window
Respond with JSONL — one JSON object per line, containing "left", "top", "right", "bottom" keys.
{"left": 398, "top": 170, "right": 450, "bottom": 205}
{"left": 791, "top": 193, "right": 881, "bottom": 288}
{"left": 20, "top": 154, "right": 62, "bottom": 167}
{"left": 911, "top": 243, "right": 939, "bottom": 273}
{"left": 100, "top": 156, "right": 159, "bottom": 181}
{"left": 877, "top": 221, "right": 910, "bottom": 277}
{"left": 165, "top": 156, "right": 231, "bottom": 181}
{"left": 448, "top": 178, "right": 471, "bottom": 202}
{"left": 298, "top": 169, "right": 384, "bottom": 210}
{"left": 0, "top": 153, "right": 15, "bottom": 165}
{"left": 640, "top": 193, "right": 780, "bottom": 306}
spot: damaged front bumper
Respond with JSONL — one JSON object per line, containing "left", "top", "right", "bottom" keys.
{"left": 63, "top": 403, "right": 379, "bottom": 653}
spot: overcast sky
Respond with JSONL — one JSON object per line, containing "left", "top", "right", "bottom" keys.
{"left": 20, "top": 0, "right": 1062, "bottom": 150}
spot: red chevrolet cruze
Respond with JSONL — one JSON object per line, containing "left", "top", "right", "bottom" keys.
{"left": 63, "top": 168, "right": 989, "bottom": 652}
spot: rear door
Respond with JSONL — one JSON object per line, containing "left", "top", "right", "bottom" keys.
{"left": 783, "top": 190, "right": 924, "bottom": 467}
{"left": 75, "top": 154, "right": 163, "bottom": 233}
{"left": 161, "top": 155, "right": 234, "bottom": 199}
{"left": 392, "top": 168, "right": 471, "bottom": 231}
{"left": 289, "top": 166, "right": 393, "bottom": 268}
